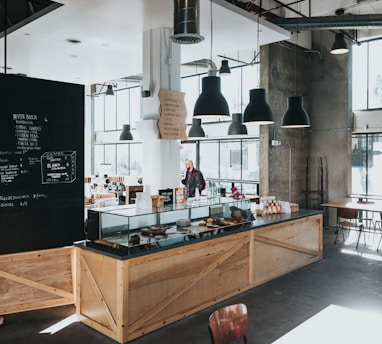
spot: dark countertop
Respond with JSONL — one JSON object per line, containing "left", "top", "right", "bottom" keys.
{"left": 75, "top": 209, "right": 323, "bottom": 260}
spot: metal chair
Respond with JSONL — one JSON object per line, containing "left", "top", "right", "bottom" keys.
{"left": 356, "top": 200, "right": 375, "bottom": 230}
{"left": 334, "top": 208, "right": 365, "bottom": 249}
{"left": 209, "top": 303, "right": 248, "bottom": 344}
{"left": 374, "top": 212, "right": 382, "bottom": 251}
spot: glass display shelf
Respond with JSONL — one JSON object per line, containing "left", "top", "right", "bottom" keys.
{"left": 85, "top": 197, "right": 253, "bottom": 256}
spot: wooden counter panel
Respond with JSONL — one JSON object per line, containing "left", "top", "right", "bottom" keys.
{"left": 76, "top": 249, "right": 120, "bottom": 334}
{"left": 0, "top": 247, "right": 75, "bottom": 315}
{"left": 126, "top": 232, "right": 251, "bottom": 340}
{"left": 252, "top": 214, "right": 322, "bottom": 286}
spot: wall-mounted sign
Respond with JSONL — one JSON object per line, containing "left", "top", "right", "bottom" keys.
{"left": 41, "top": 151, "right": 76, "bottom": 184}
{"left": 157, "top": 88, "right": 187, "bottom": 140}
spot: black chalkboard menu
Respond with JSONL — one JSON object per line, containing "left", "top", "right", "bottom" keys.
{"left": 0, "top": 74, "right": 84, "bottom": 254}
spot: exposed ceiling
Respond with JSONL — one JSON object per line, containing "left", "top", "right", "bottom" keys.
{"left": 0, "top": 0, "right": 382, "bottom": 86}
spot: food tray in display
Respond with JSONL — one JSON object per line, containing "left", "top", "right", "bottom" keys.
{"left": 97, "top": 219, "right": 252, "bottom": 253}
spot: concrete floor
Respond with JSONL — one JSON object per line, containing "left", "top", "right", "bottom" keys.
{"left": 1, "top": 227, "right": 382, "bottom": 344}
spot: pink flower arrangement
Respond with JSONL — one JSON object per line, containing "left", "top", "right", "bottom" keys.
{"left": 230, "top": 186, "right": 244, "bottom": 199}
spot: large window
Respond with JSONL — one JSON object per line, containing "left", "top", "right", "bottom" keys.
{"left": 93, "top": 85, "right": 142, "bottom": 177}
{"left": 352, "top": 39, "right": 382, "bottom": 198}
{"left": 353, "top": 39, "right": 382, "bottom": 110}
{"left": 352, "top": 134, "right": 382, "bottom": 196}
{"left": 182, "top": 138, "right": 260, "bottom": 195}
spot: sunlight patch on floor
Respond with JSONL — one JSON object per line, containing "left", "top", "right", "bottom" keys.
{"left": 273, "top": 304, "right": 382, "bottom": 343}
{"left": 341, "top": 248, "right": 382, "bottom": 261}
{"left": 39, "top": 313, "right": 78, "bottom": 335}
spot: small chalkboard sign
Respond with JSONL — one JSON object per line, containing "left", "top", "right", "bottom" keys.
{"left": 41, "top": 151, "right": 76, "bottom": 184}
{"left": 158, "top": 188, "right": 174, "bottom": 205}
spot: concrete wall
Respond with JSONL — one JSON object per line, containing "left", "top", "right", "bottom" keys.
{"left": 261, "top": 39, "right": 310, "bottom": 206}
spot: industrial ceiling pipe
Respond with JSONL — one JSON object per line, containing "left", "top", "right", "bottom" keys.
{"left": 267, "top": 14, "right": 382, "bottom": 31}
{"left": 171, "top": 0, "right": 204, "bottom": 44}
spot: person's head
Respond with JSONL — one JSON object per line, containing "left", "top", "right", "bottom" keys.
{"left": 185, "top": 160, "right": 194, "bottom": 172}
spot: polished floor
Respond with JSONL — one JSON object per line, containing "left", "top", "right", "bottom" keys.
{"left": 1, "top": 227, "right": 382, "bottom": 344}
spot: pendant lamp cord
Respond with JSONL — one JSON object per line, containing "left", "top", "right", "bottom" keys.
{"left": 256, "top": 0, "right": 261, "bottom": 88}
{"left": 209, "top": 0, "right": 213, "bottom": 74}
{"left": 294, "top": 2, "right": 299, "bottom": 96}
{"left": 4, "top": 0, "right": 7, "bottom": 74}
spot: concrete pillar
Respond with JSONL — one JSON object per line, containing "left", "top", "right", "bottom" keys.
{"left": 262, "top": 41, "right": 310, "bottom": 205}
{"left": 309, "top": 30, "right": 352, "bottom": 226}
{"left": 136, "top": 28, "right": 182, "bottom": 194}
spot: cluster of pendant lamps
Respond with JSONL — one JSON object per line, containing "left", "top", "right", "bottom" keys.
{"left": 183, "top": 0, "right": 310, "bottom": 139}
{"left": 120, "top": 1, "right": 349, "bottom": 142}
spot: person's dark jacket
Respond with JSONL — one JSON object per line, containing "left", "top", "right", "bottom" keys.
{"left": 181, "top": 168, "right": 203, "bottom": 197}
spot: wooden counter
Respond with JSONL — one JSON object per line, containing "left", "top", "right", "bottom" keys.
{"left": 75, "top": 210, "right": 323, "bottom": 343}
{"left": 0, "top": 246, "right": 75, "bottom": 315}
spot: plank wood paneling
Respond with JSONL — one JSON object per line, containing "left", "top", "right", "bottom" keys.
{"left": 253, "top": 214, "right": 323, "bottom": 286}
{"left": 0, "top": 247, "right": 75, "bottom": 315}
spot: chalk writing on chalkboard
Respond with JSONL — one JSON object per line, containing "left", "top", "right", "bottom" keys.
{"left": 158, "top": 188, "right": 174, "bottom": 205}
{"left": 41, "top": 151, "right": 77, "bottom": 184}
{"left": 13, "top": 113, "right": 44, "bottom": 152}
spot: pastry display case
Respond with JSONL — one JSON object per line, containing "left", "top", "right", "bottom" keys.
{"left": 85, "top": 197, "right": 254, "bottom": 256}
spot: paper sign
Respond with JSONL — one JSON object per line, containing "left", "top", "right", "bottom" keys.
{"left": 157, "top": 88, "right": 187, "bottom": 140}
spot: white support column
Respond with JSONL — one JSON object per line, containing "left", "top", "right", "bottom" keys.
{"left": 136, "top": 27, "right": 182, "bottom": 194}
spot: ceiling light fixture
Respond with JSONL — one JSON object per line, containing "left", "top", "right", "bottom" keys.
{"left": 281, "top": 3, "right": 310, "bottom": 128}
{"left": 193, "top": 0, "right": 230, "bottom": 119}
{"left": 281, "top": 96, "right": 310, "bottom": 128}
{"left": 244, "top": 88, "right": 274, "bottom": 125}
{"left": 243, "top": 1, "right": 274, "bottom": 126}
{"left": 330, "top": 32, "right": 349, "bottom": 55}
{"left": 188, "top": 118, "right": 205, "bottom": 138}
{"left": 228, "top": 113, "right": 247, "bottom": 135}
{"left": 219, "top": 59, "right": 231, "bottom": 76}
{"left": 105, "top": 84, "right": 114, "bottom": 96}
{"left": 171, "top": 0, "right": 204, "bottom": 44}
{"left": 119, "top": 124, "right": 134, "bottom": 140}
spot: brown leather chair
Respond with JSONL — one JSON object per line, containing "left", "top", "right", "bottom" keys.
{"left": 334, "top": 208, "right": 364, "bottom": 248}
{"left": 208, "top": 303, "right": 248, "bottom": 344}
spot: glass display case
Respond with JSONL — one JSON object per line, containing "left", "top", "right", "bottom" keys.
{"left": 86, "top": 197, "right": 254, "bottom": 255}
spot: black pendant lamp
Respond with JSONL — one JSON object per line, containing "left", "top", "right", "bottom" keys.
{"left": 188, "top": 118, "right": 205, "bottom": 138}
{"left": 243, "top": 88, "right": 274, "bottom": 125}
{"left": 281, "top": 96, "right": 310, "bottom": 128}
{"left": 193, "top": 75, "right": 230, "bottom": 119}
{"left": 228, "top": 113, "right": 247, "bottom": 135}
{"left": 330, "top": 33, "right": 349, "bottom": 55}
{"left": 219, "top": 60, "right": 231, "bottom": 76}
{"left": 120, "top": 124, "right": 133, "bottom": 140}
{"left": 106, "top": 85, "right": 114, "bottom": 96}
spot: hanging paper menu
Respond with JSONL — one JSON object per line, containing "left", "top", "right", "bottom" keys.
{"left": 157, "top": 88, "right": 187, "bottom": 140}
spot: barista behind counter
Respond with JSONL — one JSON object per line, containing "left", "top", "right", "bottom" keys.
{"left": 181, "top": 160, "right": 205, "bottom": 198}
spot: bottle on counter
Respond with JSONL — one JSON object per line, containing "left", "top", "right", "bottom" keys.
{"left": 195, "top": 187, "right": 200, "bottom": 200}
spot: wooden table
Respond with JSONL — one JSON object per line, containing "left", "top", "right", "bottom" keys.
{"left": 321, "top": 202, "right": 382, "bottom": 248}
{"left": 321, "top": 201, "right": 382, "bottom": 213}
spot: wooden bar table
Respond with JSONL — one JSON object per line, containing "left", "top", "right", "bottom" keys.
{"left": 321, "top": 201, "right": 382, "bottom": 248}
